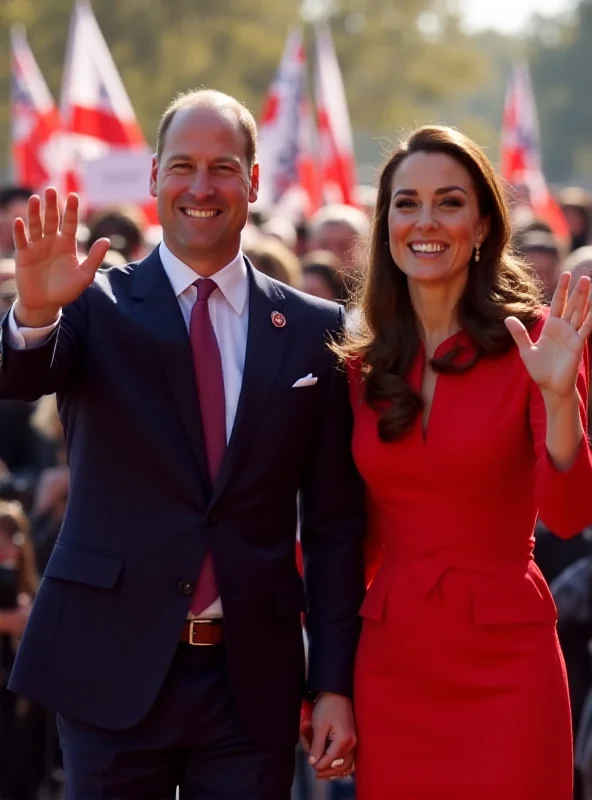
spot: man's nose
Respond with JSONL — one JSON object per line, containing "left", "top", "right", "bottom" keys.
{"left": 189, "top": 168, "right": 214, "bottom": 197}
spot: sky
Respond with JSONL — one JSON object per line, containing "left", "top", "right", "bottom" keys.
{"left": 460, "top": 0, "right": 577, "bottom": 34}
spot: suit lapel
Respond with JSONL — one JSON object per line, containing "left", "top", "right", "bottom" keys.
{"left": 210, "top": 260, "right": 289, "bottom": 507}
{"left": 130, "top": 248, "right": 211, "bottom": 493}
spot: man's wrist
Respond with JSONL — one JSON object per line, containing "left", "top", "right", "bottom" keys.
{"left": 13, "top": 301, "right": 61, "bottom": 329}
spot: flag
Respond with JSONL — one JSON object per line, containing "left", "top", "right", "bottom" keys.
{"left": 60, "top": 0, "right": 156, "bottom": 220}
{"left": 500, "top": 62, "right": 569, "bottom": 240}
{"left": 256, "top": 29, "right": 322, "bottom": 218}
{"left": 313, "top": 24, "right": 357, "bottom": 207}
{"left": 10, "top": 25, "right": 62, "bottom": 189}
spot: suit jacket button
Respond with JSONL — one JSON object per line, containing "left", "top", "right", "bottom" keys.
{"left": 177, "top": 581, "right": 193, "bottom": 596}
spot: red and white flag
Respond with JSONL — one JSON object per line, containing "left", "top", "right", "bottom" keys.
{"left": 60, "top": 0, "right": 155, "bottom": 218}
{"left": 10, "top": 25, "right": 62, "bottom": 189}
{"left": 256, "top": 29, "right": 322, "bottom": 218}
{"left": 500, "top": 62, "right": 569, "bottom": 239}
{"left": 313, "top": 24, "right": 357, "bottom": 207}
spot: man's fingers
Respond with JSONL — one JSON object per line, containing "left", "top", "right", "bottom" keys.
{"left": 27, "top": 195, "right": 43, "bottom": 241}
{"left": 60, "top": 193, "right": 80, "bottom": 239}
{"left": 43, "top": 187, "right": 60, "bottom": 236}
{"left": 80, "top": 238, "right": 111, "bottom": 281}
{"left": 13, "top": 218, "right": 28, "bottom": 251}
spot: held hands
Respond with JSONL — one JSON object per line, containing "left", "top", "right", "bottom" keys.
{"left": 505, "top": 273, "right": 592, "bottom": 403}
{"left": 13, "top": 188, "right": 110, "bottom": 327}
{"left": 300, "top": 693, "right": 356, "bottom": 781}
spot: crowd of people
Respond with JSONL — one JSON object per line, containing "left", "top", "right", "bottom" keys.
{"left": 1, "top": 94, "right": 592, "bottom": 798}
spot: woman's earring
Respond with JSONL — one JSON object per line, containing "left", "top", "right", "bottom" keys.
{"left": 474, "top": 243, "right": 481, "bottom": 263}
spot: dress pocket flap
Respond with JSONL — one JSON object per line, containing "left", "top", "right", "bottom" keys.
{"left": 274, "top": 580, "right": 306, "bottom": 616}
{"left": 44, "top": 541, "right": 124, "bottom": 590}
{"left": 471, "top": 570, "right": 557, "bottom": 626}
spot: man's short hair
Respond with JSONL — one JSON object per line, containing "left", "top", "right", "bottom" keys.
{"left": 156, "top": 89, "right": 258, "bottom": 170}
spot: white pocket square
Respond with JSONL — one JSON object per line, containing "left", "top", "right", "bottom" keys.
{"left": 292, "top": 374, "right": 318, "bottom": 388}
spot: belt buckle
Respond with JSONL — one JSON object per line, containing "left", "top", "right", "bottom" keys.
{"left": 188, "top": 619, "right": 214, "bottom": 647}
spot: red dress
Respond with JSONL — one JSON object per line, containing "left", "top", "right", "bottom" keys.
{"left": 349, "top": 319, "right": 592, "bottom": 799}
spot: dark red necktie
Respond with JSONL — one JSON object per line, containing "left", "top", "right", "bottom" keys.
{"left": 189, "top": 278, "right": 226, "bottom": 615}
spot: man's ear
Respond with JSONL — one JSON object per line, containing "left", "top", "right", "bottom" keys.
{"left": 149, "top": 154, "right": 158, "bottom": 198}
{"left": 249, "top": 163, "right": 259, "bottom": 204}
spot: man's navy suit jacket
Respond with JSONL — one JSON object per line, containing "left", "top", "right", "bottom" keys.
{"left": 0, "top": 248, "right": 366, "bottom": 747}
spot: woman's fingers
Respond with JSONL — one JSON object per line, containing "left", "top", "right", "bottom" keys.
{"left": 565, "top": 275, "right": 590, "bottom": 327}
{"left": 577, "top": 288, "right": 592, "bottom": 342}
{"left": 504, "top": 316, "right": 533, "bottom": 352}
{"left": 549, "top": 271, "right": 570, "bottom": 319}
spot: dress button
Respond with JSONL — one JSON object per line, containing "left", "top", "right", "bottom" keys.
{"left": 177, "top": 581, "right": 193, "bottom": 596}
{"left": 207, "top": 512, "right": 218, "bottom": 525}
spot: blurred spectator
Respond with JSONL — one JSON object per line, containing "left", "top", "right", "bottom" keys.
{"left": 307, "top": 203, "right": 369, "bottom": 274}
{"left": 260, "top": 216, "right": 297, "bottom": 251}
{"left": 514, "top": 222, "right": 563, "bottom": 301}
{"left": 86, "top": 205, "right": 146, "bottom": 263}
{"left": 301, "top": 250, "right": 347, "bottom": 303}
{"left": 0, "top": 259, "right": 16, "bottom": 316}
{"left": 0, "top": 187, "right": 33, "bottom": 258}
{"left": 244, "top": 236, "right": 302, "bottom": 288}
{"left": 30, "top": 395, "right": 66, "bottom": 469}
{"left": 353, "top": 184, "right": 378, "bottom": 220}
{"left": 560, "top": 187, "right": 592, "bottom": 253}
{"left": 564, "top": 246, "right": 592, "bottom": 284}
{"left": 0, "top": 499, "right": 40, "bottom": 800}
{"left": 294, "top": 218, "right": 310, "bottom": 259}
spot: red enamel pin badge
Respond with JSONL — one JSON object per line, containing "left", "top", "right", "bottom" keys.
{"left": 271, "top": 311, "right": 286, "bottom": 328}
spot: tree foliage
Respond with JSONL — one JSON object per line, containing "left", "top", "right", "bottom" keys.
{"left": 1, "top": 0, "right": 489, "bottom": 179}
{"left": 528, "top": 0, "right": 592, "bottom": 183}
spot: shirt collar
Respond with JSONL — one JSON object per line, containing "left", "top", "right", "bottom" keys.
{"left": 158, "top": 241, "right": 248, "bottom": 316}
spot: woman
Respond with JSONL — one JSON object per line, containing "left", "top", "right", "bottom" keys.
{"left": 342, "top": 125, "right": 592, "bottom": 798}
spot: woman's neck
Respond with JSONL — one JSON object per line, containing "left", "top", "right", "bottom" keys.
{"left": 408, "top": 275, "right": 466, "bottom": 357}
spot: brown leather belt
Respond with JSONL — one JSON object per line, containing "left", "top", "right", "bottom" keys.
{"left": 181, "top": 619, "right": 224, "bottom": 646}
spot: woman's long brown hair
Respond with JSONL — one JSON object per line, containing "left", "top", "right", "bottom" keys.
{"left": 337, "top": 125, "right": 541, "bottom": 442}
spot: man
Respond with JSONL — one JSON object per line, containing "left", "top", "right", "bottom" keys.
{"left": 0, "top": 90, "right": 365, "bottom": 799}
{"left": 0, "top": 185, "right": 33, "bottom": 257}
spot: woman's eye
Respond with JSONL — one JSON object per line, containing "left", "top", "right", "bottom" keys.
{"left": 441, "top": 198, "right": 463, "bottom": 207}
{"left": 394, "top": 200, "right": 416, "bottom": 209}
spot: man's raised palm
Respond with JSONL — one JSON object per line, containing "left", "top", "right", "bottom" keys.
{"left": 13, "top": 188, "right": 110, "bottom": 315}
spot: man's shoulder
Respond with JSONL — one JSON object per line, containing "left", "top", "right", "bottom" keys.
{"left": 263, "top": 274, "right": 344, "bottom": 328}
{"left": 90, "top": 253, "right": 151, "bottom": 295}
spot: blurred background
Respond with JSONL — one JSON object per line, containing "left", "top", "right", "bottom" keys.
{"left": 1, "top": 0, "right": 592, "bottom": 190}
{"left": 3, "top": 1, "right": 592, "bottom": 799}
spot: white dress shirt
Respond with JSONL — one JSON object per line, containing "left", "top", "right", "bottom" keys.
{"left": 7, "top": 242, "right": 251, "bottom": 618}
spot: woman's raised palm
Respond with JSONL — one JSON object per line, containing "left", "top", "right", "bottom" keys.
{"left": 505, "top": 271, "right": 592, "bottom": 399}
{"left": 14, "top": 188, "right": 110, "bottom": 312}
